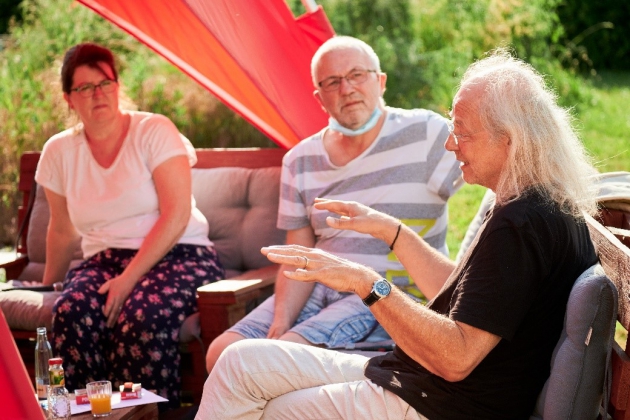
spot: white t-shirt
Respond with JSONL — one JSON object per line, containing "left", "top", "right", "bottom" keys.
{"left": 35, "top": 111, "right": 212, "bottom": 258}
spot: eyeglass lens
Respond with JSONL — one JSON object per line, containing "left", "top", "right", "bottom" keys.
{"left": 447, "top": 120, "right": 461, "bottom": 145}
{"left": 74, "top": 80, "right": 116, "bottom": 97}
{"left": 319, "top": 69, "right": 374, "bottom": 92}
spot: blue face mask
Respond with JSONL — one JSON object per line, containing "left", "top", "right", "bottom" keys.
{"left": 328, "top": 107, "right": 383, "bottom": 137}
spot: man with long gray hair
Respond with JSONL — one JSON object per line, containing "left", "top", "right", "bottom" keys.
{"left": 196, "top": 48, "right": 598, "bottom": 419}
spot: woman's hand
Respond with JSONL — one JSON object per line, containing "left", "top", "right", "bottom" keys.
{"left": 99, "top": 275, "right": 136, "bottom": 328}
{"left": 261, "top": 245, "right": 380, "bottom": 298}
{"left": 267, "top": 318, "right": 292, "bottom": 339}
{"left": 95, "top": 155, "right": 191, "bottom": 329}
{"left": 313, "top": 198, "right": 400, "bottom": 244}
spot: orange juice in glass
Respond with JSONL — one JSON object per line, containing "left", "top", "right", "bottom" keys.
{"left": 86, "top": 381, "right": 112, "bottom": 417}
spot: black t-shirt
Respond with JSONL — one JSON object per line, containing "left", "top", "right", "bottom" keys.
{"left": 365, "top": 191, "right": 597, "bottom": 419}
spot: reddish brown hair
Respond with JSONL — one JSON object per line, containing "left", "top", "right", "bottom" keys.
{"left": 61, "top": 43, "right": 118, "bottom": 93}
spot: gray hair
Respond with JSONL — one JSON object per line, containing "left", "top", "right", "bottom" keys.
{"left": 311, "top": 36, "right": 381, "bottom": 86}
{"left": 460, "top": 48, "right": 598, "bottom": 217}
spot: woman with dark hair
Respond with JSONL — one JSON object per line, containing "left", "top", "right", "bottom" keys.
{"left": 36, "top": 42, "right": 225, "bottom": 407}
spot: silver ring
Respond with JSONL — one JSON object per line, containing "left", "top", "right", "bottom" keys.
{"left": 302, "top": 256, "right": 309, "bottom": 270}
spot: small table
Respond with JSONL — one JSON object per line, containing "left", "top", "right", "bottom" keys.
{"left": 73, "top": 403, "right": 158, "bottom": 420}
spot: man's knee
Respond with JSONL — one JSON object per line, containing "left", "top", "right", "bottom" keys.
{"left": 206, "top": 331, "right": 246, "bottom": 373}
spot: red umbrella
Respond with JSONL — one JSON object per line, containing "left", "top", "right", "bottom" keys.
{"left": 76, "top": 0, "right": 335, "bottom": 148}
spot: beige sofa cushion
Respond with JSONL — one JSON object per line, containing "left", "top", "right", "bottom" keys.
{"left": 0, "top": 282, "right": 60, "bottom": 330}
{"left": 192, "top": 166, "right": 285, "bottom": 276}
{"left": 26, "top": 184, "right": 82, "bottom": 267}
{"left": 18, "top": 184, "right": 82, "bottom": 281}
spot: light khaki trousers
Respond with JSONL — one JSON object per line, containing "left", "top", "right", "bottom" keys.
{"left": 195, "top": 339, "right": 428, "bottom": 420}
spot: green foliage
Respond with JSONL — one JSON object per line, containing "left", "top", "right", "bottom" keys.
{"left": 578, "top": 71, "right": 630, "bottom": 173}
{"left": 446, "top": 183, "right": 487, "bottom": 259}
{"left": 295, "top": 0, "right": 591, "bottom": 114}
{"left": 557, "top": 0, "right": 630, "bottom": 71}
{"left": 1, "top": 0, "right": 627, "bottom": 249}
{"left": 327, "top": 0, "right": 429, "bottom": 109}
{"left": 0, "top": 0, "right": 22, "bottom": 34}
{"left": 0, "top": 0, "right": 273, "bottom": 155}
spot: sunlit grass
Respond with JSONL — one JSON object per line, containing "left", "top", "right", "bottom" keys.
{"left": 580, "top": 70, "right": 630, "bottom": 174}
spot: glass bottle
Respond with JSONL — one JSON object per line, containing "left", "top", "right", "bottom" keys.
{"left": 47, "top": 357, "right": 71, "bottom": 420}
{"left": 34, "top": 327, "right": 52, "bottom": 400}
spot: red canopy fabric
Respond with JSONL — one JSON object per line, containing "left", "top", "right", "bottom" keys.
{"left": 76, "top": 0, "right": 335, "bottom": 148}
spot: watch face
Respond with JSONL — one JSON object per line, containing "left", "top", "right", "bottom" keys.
{"left": 374, "top": 279, "right": 391, "bottom": 297}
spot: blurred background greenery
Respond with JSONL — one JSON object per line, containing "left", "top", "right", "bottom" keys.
{"left": 0, "top": 0, "right": 628, "bottom": 257}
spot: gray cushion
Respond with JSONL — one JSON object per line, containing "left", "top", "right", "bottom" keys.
{"left": 192, "top": 166, "right": 286, "bottom": 272}
{"left": 0, "top": 282, "right": 60, "bottom": 330}
{"left": 179, "top": 312, "right": 201, "bottom": 343}
{"left": 26, "top": 184, "right": 82, "bottom": 266}
{"left": 530, "top": 264, "right": 617, "bottom": 419}
{"left": 25, "top": 184, "right": 50, "bottom": 264}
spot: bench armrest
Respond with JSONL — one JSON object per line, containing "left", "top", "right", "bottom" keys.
{"left": 197, "top": 264, "right": 279, "bottom": 346}
{"left": 0, "top": 254, "right": 29, "bottom": 280}
{"left": 607, "top": 226, "right": 630, "bottom": 249}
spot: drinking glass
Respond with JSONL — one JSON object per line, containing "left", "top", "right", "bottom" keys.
{"left": 86, "top": 381, "right": 112, "bottom": 417}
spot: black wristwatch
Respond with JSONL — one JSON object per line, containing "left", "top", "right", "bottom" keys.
{"left": 362, "top": 278, "right": 392, "bottom": 307}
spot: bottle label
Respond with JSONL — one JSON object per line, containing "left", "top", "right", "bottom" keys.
{"left": 50, "top": 368, "right": 65, "bottom": 387}
{"left": 37, "top": 383, "right": 48, "bottom": 399}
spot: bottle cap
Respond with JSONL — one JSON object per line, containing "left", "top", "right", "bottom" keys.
{"left": 48, "top": 357, "right": 63, "bottom": 365}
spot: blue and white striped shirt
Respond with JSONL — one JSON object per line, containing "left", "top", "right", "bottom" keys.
{"left": 278, "top": 107, "right": 462, "bottom": 298}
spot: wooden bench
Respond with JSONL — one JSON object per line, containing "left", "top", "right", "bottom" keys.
{"left": 587, "top": 208, "right": 630, "bottom": 419}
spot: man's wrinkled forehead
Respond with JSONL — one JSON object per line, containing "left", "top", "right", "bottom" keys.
{"left": 453, "top": 81, "right": 486, "bottom": 110}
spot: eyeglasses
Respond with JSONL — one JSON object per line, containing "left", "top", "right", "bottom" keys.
{"left": 70, "top": 80, "right": 117, "bottom": 97}
{"left": 446, "top": 120, "right": 483, "bottom": 146}
{"left": 318, "top": 69, "right": 378, "bottom": 92}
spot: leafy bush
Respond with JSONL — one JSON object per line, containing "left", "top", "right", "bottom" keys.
{"left": 0, "top": 0, "right": 22, "bottom": 34}
{"left": 0, "top": 0, "right": 604, "bottom": 246}
{"left": 294, "top": 0, "right": 591, "bottom": 114}
{"left": 557, "top": 0, "right": 630, "bottom": 71}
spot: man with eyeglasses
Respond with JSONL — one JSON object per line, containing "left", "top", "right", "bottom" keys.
{"left": 205, "top": 36, "right": 462, "bottom": 373}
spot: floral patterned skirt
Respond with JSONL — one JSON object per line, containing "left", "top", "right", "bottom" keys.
{"left": 52, "top": 244, "right": 225, "bottom": 408}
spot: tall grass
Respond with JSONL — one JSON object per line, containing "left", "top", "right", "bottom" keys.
{"left": 580, "top": 71, "right": 630, "bottom": 173}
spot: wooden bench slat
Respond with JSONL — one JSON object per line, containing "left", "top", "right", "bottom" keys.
{"left": 586, "top": 213, "right": 630, "bottom": 333}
